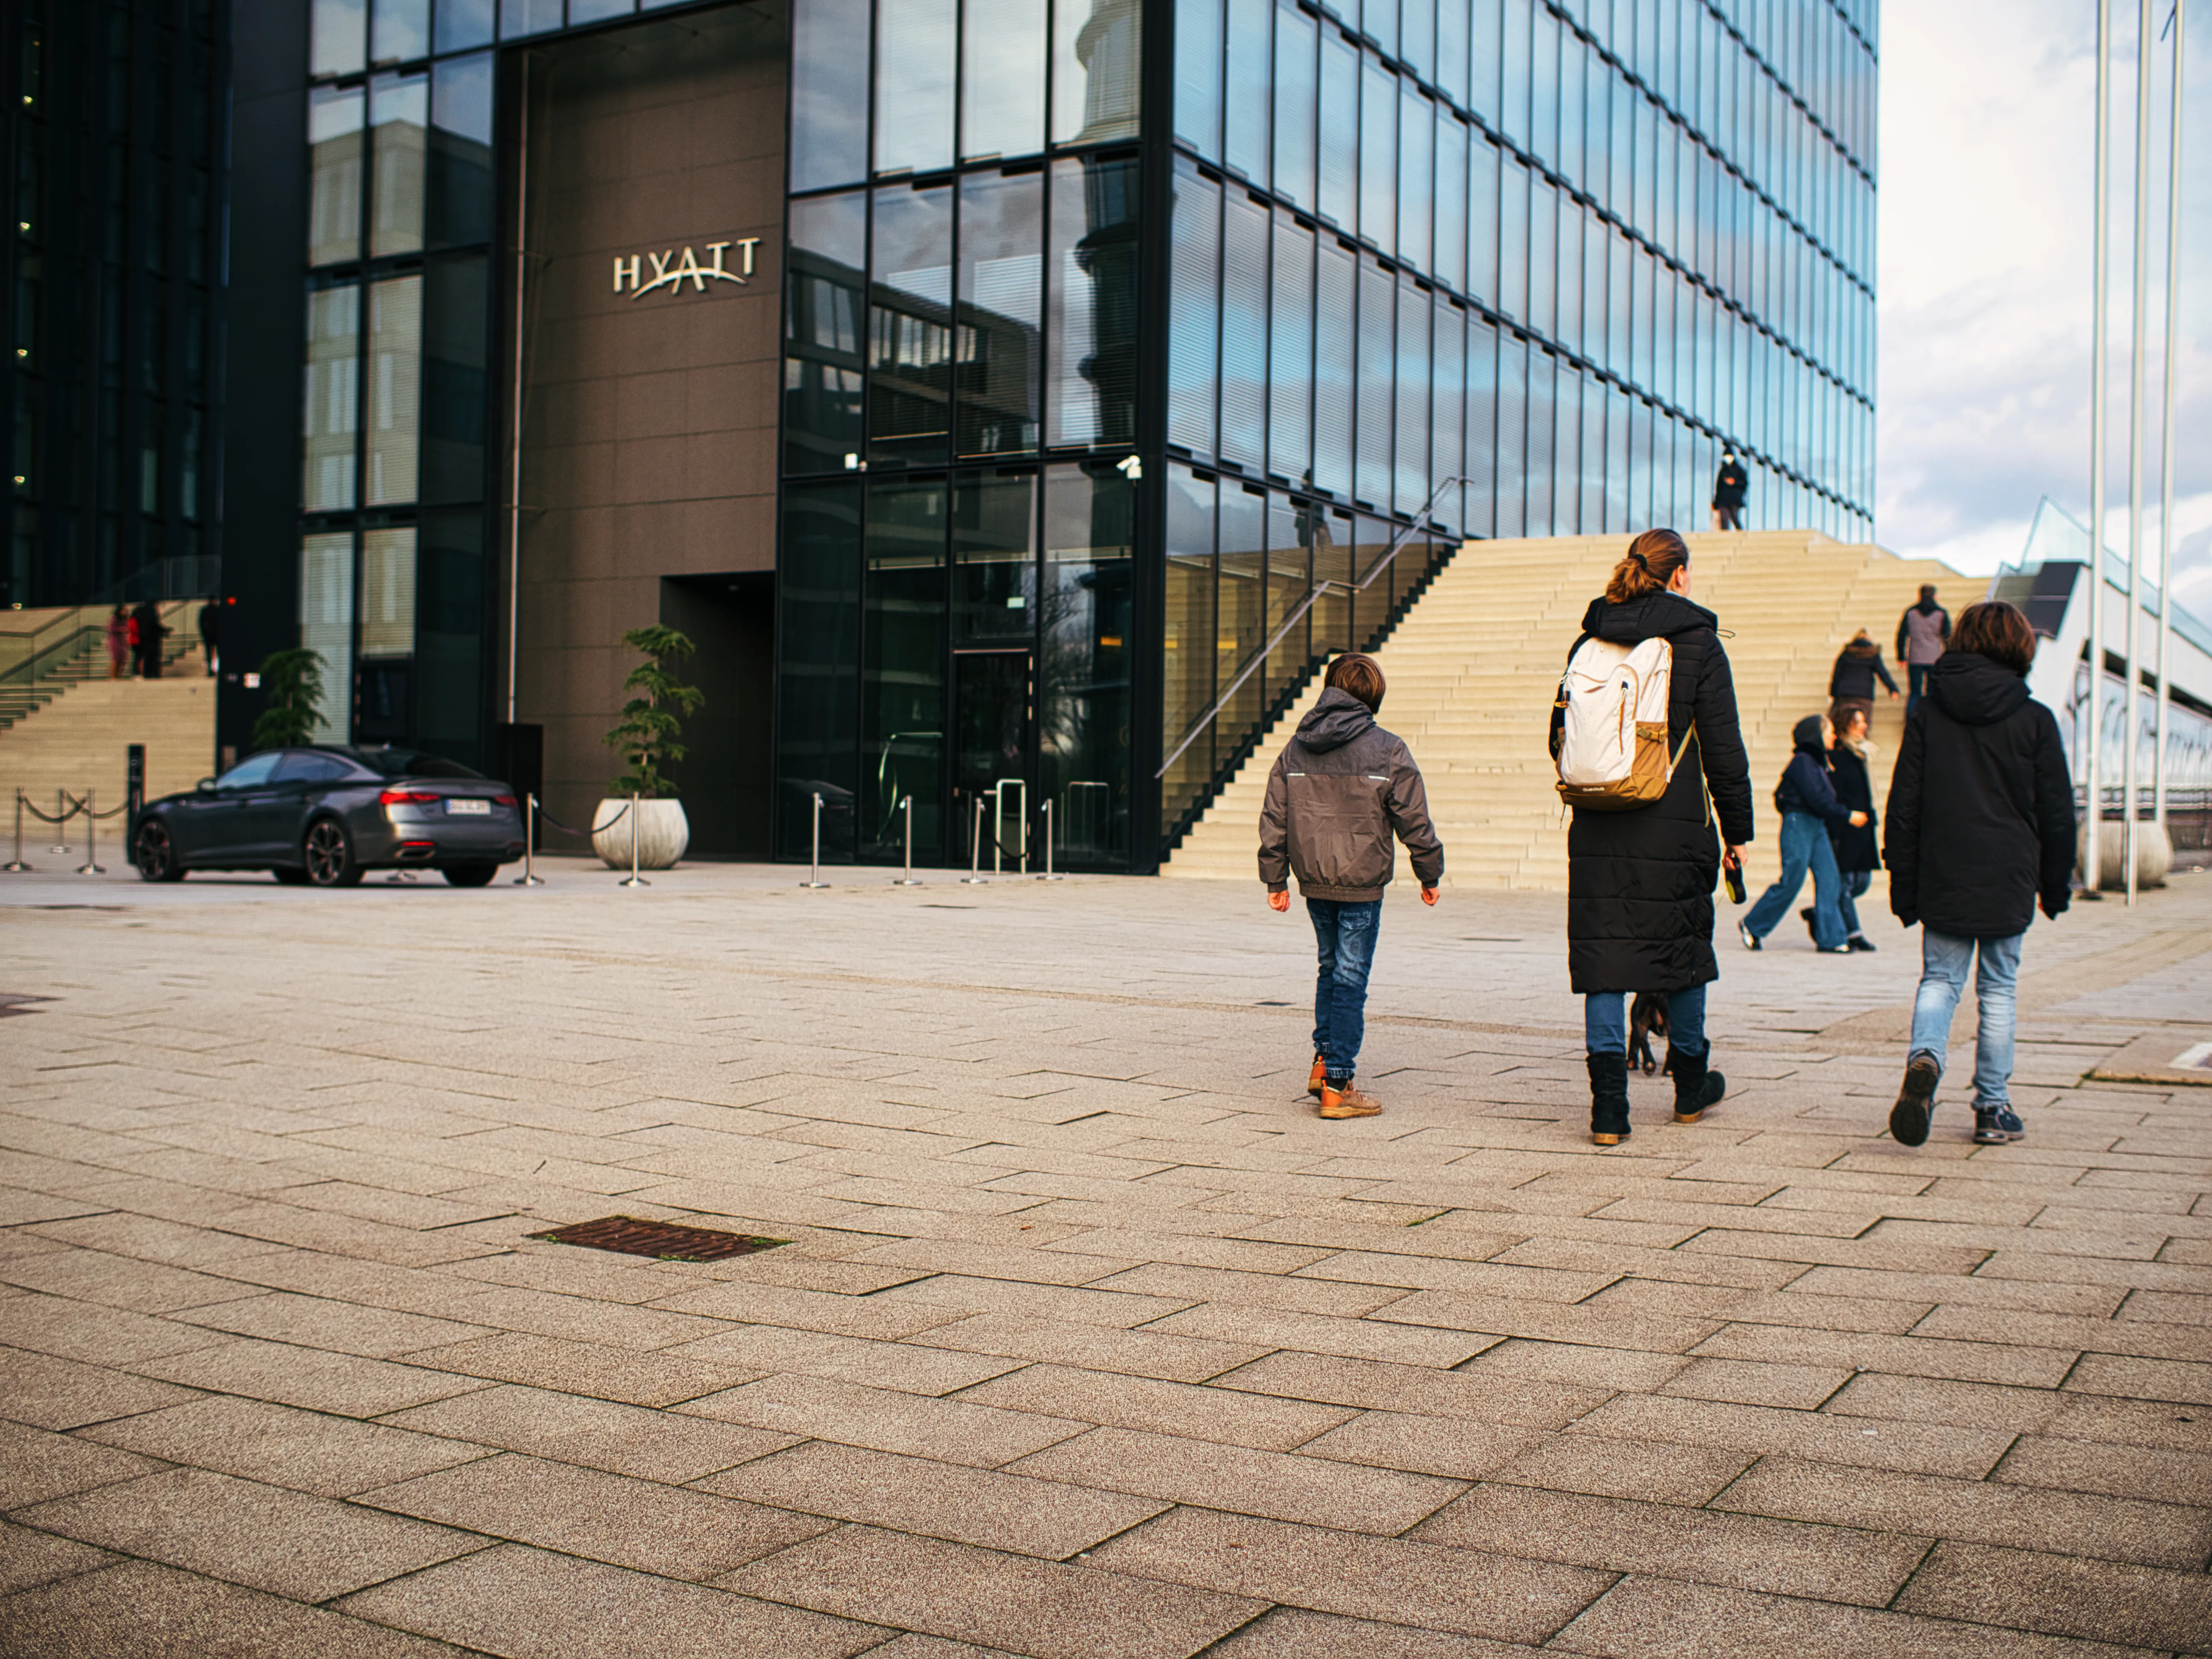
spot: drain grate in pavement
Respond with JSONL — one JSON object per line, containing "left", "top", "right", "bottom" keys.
{"left": 527, "top": 1215, "right": 789, "bottom": 1262}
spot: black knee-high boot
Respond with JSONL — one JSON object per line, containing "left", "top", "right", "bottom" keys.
{"left": 1668, "top": 1046, "right": 1726, "bottom": 1123}
{"left": 1587, "top": 1051, "right": 1631, "bottom": 1145}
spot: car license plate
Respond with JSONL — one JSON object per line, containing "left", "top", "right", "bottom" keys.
{"left": 446, "top": 798, "right": 490, "bottom": 815}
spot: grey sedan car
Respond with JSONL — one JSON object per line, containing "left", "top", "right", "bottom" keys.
{"left": 132, "top": 745, "right": 526, "bottom": 886}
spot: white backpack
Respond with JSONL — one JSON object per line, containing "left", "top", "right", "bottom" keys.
{"left": 1552, "top": 636, "right": 1694, "bottom": 811}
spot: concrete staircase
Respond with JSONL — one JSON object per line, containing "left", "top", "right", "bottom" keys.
{"left": 1164, "top": 531, "right": 1974, "bottom": 891}
{"left": 0, "top": 606, "right": 217, "bottom": 850}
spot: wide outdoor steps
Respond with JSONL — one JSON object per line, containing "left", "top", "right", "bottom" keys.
{"left": 0, "top": 673, "right": 218, "bottom": 848}
{"left": 1164, "top": 530, "right": 1971, "bottom": 892}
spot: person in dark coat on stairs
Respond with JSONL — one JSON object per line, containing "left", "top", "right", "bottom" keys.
{"left": 1826, "top": 629, "right": 1899, "bottom": 734}
{"left": 1884, "top": 601, "right": 2075, "bottom": 1150}
{"left": 1559, "top": 530, "right": 1754, "bottom": 1146}
{"left": 1741, "top": 714, "right": 1866, "bottom": 954}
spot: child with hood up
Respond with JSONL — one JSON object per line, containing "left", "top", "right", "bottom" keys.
{"left": 1738, "top": 714, "right": 1868, "bottom": 955}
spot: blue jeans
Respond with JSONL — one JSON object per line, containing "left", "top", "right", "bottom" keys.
{"left": 1910, "top": 929, "right": 2023, "bottom": 1107}
{"left": 1586, "top": 983, "right": 1707, "bottom": 1058}
{"left": 1907, "top": 662, "right": 1934, "bottom": 718}
{"left": 1743, "top": 811, "right": 1846, "bottom": 949}
{"left": 1838, "top": 868, "right": 1871, "bottom": 937}
{"left": 1309, "top": 897, "right": 1383, "bottom": 1083}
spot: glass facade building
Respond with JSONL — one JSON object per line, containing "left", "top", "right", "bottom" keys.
{"left": 227, "top": 0, "right": 1875, "bottom": 869}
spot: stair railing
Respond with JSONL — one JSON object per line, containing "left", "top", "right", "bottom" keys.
{"left": 0, "top": 600, "right": 199, "bottom": 694}
{"left": 1155, "top": 475, "right": 1475, "bottom": 781}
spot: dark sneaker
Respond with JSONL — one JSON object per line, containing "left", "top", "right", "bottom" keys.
{"left": 1890, "top": 1053, "right": 1940, "bottom": 1147}
{"left": 1799, "top": 906, "right": 1816, "bottom": 943}
{"left": 1307, "top": 1054, "right": 1327, "bottom": 1099}
{"left": 1974, "top": 1104, "right": 2025, "bottom": 1144}
{"left": 1847, "top": 934, "right": 1878, "bottom": 952}
{"left": 1318, "top": 1080, "right": 1382, "bottom": 1119}
{"left": 1740, "top": 923, "right": 1761, "bottom": 952}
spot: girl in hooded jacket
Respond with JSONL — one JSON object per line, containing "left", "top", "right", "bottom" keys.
{"left": 1559, "top": 530, "right": 1754, "bottom": 1145}
{"left": 1883, "top": 601, "right": 2075, "bottom": 1148}
{"left": 1740, "top": 714, "right": 1869, "bottom": 954}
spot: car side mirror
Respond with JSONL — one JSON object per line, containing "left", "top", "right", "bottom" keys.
{"left": 196, "top": 777, "right": 218, "bottom": 793}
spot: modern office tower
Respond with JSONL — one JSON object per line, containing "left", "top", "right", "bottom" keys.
{"left": 3, "top": 0, "right": 230, "bottom": 611}
{"left": 223, "top": 0, "right": 1877, "bottom": 870}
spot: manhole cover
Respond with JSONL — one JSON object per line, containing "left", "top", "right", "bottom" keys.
{"left": 527, "top": 1215, "right": 789, "bottom": 1262}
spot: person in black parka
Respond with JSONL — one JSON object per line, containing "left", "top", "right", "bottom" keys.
{"left": 1558, "top": 530, "right": 1755, "bottom": 1145}
{"left": 1883, "top": 600, "right": 2075, "bottom": 1150}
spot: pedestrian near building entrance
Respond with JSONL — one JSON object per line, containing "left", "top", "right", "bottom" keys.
{"left": 130, "top": 599, "right": 167, "bottom": 679}
{"left": 1740, "top": 714, "right": 1867, "bottom": 955}
{"left": 198, "top": 601, "right": 220, "bottom": 676}
{"left": 1555, "top": 530, "right": 1753, "bottom": 1146}
{"left": 1819, "top": 704, "right": 1880, "bottom": 952}
{"left": 1897, "top": 585, "right": 1951, "bottom": 716}
{"left": 105, "top": 605, "right": 129, "bottom": 679}
{"left": 1827, "top": 629, "right": 1899, "bottom": 734}
{"left": 1711, "top": 448, "right": 1748, "bottom": 531}
{"left": 1885, "top": 601, "right": 2075, "bottom": 1149}
{"left": 1258, "top": 653, "right": 1444, "bottom": 1121}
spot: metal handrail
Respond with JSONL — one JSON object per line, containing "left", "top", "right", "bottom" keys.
{"left": 1155, "top": 475, "right": 1474, "bottom": 780}
{"left": 0, "top": 600, "right": 198, "bottom": 689}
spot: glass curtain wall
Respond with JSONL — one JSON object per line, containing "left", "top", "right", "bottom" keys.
{"left": 301, "top": 1, "right": 495, "bottom": 759}
{"left": 780, "top": 0, "right": 1143, "bottom": 865}
{"left": 1161, "top": 0, "right": 1876, "bottom": 843}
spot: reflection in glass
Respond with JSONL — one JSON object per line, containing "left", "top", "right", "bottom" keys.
{"left": 1161, "top": 463, "right": 1217, "bottom": 828}
{"left": 1173, "top": 0, "right": 1223, "bottom": 158}
{"left": 1262, "top": 495, "right": 1309, "bottom": 703}
{"left": 370, "top": 73, "right": 427, "bottom": 259}
{"left": 1393, "top": 276, "right": 1428, "bottom": 517}
{"left": 876, "top": 0, "right": 956, "bottom": 176}
{"left": 429, "top": 53, "right": 494, "bottom": 249}
{"left": 1581, "top": 373, "right": 1606, "bottom": 533}
{"left": 779, "top": 483, "right": 862, "bottom": 859}
{"left": 1553, "top": 194, "right": 1579, "bottom": 356}
{"left": 1268, "top": 212, "right": 1314, "bottom": 488}
{"left": 785, "top": 192, "right": 867, "bottom": 474}
{"left": 570, "top": 0, "right": 637, "bottom": 21}
{"left": 416, "top": 510, "right": 485, "bottom": 765}
{"left": 1317, "top": 30, "right": 1357, "bottom": 229}
{"left": 1311, "top": 506, "right": 1351, "bottom": 659}
{"left": 1218, "top": 193, "right": 1269, "bottom": 472}
{"left": 1053, "top": 0, "right": 1141, "bottom": 145}
{"left": 1437, "top": 0, "right": 1467, "bottom": 108}
{"left": 957, "top": 170, "right": 1044, "bottom": 457}
{"left": 1493, "top": 330, "right": 1524, "bottom": 538}
{"left": 308, "top": 86, "right": 364, "bottom": 268}
{"left": 1396, "top": 85, "right": 1432, "bottom": 276}
{"left": 868, "top": 183, "right": 955, "bottom": 463}
{"left": 1272, "top": 1, "right": 1316, "bottom": 210}
{"left": 311, "top": 0, "right": 367, "bottom": 79}
{"left": 1313, "top": 238, "right": 1354, "bottom": 499}
{"left": 963, "top": 0, "right": 1046, "bottom": 160}
{"left": 435, "top": 0, "right": 495, "bottom": 51}
{"left": 1604, "top": 382, "right": 1631, "bottom": 533}
{"left": 373, "top": 0, "right": 430, "bottom": 63}
{"left": 303, "top": 284, "right": 359, "bottom": 511}
{"left": 1464, "top": 317, "right": 1496, "bottom": 539}
{"left": 1354, "top": 256, "right": 1390, "bottom": 508}
{"left": 1401, "top": 0, "right": 1434, "bottom": 81}
{"left": 864, "top": 478, "right": 948, "bottom": 859}
{"left": 1525, "top": 347, "right": 1554, "bottom": 536}
{"left": 1431, "top": 295, "right": 1464, "bottom": 531}
{"left": 361, "top": 526, "right": 416, "bottom": 658}
{"left": 1470, "top": 0, "right": 1501, "bottom": 125}
{"left": 1217, "top": 483, "right": 1266, "bottom": 749}
{"left": 1165, "top": 161, "right": 1219, "bottom": 454}
{"left": 300, "top": 532, "right": 354, "bottom": 743}
{"left": 1225, "top": 0, "right": 1269, "bottom": 183}
{"left": 422, "top": 256, "right": 487, "bottom": 503}
{"left": 1525, "top": 178, "right": 1554, "bottom": 339}
{"left": 1434, "top": 115, "right": 1467, "bottom": 296}
{"left": 1040, "top": 462, "right": 1133, "bottom": 862}
{"left": 792, "top": 0, "right": 870, "bottom": 190}
{"left": 954, "top": 470, "right": 1037, "bottom": 641}
{"left": 1048, "top": 156, "right": 1138, "bottom": 448}
{"left": 1551, "top": 364, "right": 1578, "bottom": 534}
{"left": 1357, "top": 58, "right": 1394, "bottom": 256}
{"left": 1468, "top": 137, "right": 1499, "bottom": 306}
{"left": 500, "top": 0, "right": 563, "bottom": 39}
{"left": 366, "top": 274, "right": 422, "bottom": 506}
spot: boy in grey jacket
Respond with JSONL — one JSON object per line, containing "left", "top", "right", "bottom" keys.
{"left": 1258, "top": 654, "right": 1444, "bottom": 1119}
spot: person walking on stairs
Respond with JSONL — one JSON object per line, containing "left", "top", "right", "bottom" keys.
{"left": 1896, "top": 585, "right": 1950, "bottom": 717}
{"left": 105, "top": 605, "right": 129, "bottom": 680}
{"left": 1711, "top": 449, "right": 1749, "bottom": 531}
{"left": 1740, "top": 714, "right": 1865, "bottom": 955}
{"left": 1827, "top": 629, "right": 1899, "bottom": 734}
{"left": 1885, "top": 601, "right": 2075, "bottom": 1149}
{"left": 1258, "top": 653, "right": 1444, "bottom": 1121}
{"left": 1808, "top": 704, "right": 1880, "bottom": 952}
{"left": 1554, "top": 530, "right": 1753, "bottom": 1146}
{"left": 197, "top": 601, "right": 221, "bottom": 677}
{"left": 130, "top": 599, "right": 167, "bottom": 679}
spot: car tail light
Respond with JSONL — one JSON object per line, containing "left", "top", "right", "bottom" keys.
{"left": 492, "top": 794, "right": 516, "bottom": 806}
{"left": 380, "top": 789, "right": 440, "bottom": 806}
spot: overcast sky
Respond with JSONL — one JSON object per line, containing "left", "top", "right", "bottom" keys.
{"left": 1874, "top": 0, "right": 2210, "bottom": 620}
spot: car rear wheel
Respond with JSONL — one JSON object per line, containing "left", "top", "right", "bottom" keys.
{"left": 443, "top": 862, "right": 498, "bottom": 888}
{"left": 303, "top": 818, "right": 363, "bottom": 887}
{"left": 133, "top": 820, "right": 185, "bottom": 882}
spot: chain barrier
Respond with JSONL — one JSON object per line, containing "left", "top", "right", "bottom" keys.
{"left": 2, "top": 787, "right": 121, "bottom": 874}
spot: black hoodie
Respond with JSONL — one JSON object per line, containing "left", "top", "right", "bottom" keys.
{"left": 1883, "top": 649, "right": 2075, "bottom": 937}
{"left": 1557, "top": 591, "right": 1754, "bottom": 994}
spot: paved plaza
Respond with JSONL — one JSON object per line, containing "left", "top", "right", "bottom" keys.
{"left": 2, "top": 857, "right": 2210, "bottom": 1657}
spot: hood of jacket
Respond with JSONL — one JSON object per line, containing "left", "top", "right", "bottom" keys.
{"left": 1792, "top": 714, "right": 1829, "bottom": 755}
{"left": 1579, "top": 591, "right": 1720, "bottom": 646}
{"left": 1295, "top": 687, "right": 1378, "bottom": 753}
{"left": 1926, "top": 650, "right": 2030, "bottom": 727}
{"left": 1843, "top": 636, "right": 1879, "bottom": 658}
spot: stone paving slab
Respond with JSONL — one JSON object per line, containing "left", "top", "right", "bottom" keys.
{"left": 1, "top": 864, "right": 2209, "bottom": 1655}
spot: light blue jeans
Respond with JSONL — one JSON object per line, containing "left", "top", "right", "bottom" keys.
{"left": 1585, "top": 984, "right": 1707, "bottom": 1058}
{"left": 1909, "top": 929, "right": 2024, "bottom": 1107}
{"left": 1743, "top": 810, "right": 1846, "bottom": 950}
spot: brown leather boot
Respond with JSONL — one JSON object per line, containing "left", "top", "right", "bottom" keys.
{"left": 1307, "top": 1054, "right": 1327, "bottom": 1098}
{"left": 1318, "top": 1080, "right": 1382, "bottom": 1119}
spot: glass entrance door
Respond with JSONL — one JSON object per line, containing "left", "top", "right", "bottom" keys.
{"left": 953, "top": 649, "right": 1032, "bottom": 870}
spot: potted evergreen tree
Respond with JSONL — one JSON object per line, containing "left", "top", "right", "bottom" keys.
{"left": 249, "top": 648, "right": 327, "bottom": 750}
{"left": 593, "top": 626, "right": 704, "bottom": 870}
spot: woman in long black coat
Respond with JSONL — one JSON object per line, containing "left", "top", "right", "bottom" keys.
{"left": 1559, "top": 530, "right": 1755, "bottom": 1144}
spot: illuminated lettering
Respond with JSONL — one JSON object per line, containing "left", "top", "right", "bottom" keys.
{"left": 612, "top": 253, "right": 640, "bottom": 293}
{"left": 620, "top": 238, "right": 757, "bottom": 299}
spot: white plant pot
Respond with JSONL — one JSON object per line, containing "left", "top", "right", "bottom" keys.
{"left": 2078, "top": 818, "right": 2171, "bottom": 891}
{"left": 593, "top": 798, "right": 689, "bottom": 870}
